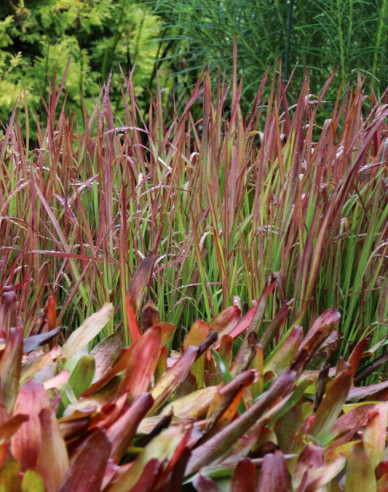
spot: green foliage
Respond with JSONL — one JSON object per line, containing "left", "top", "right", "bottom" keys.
{"left": 1, "top": 69, "right": 386, "bottom": 357}
{"left": 0, "top": 0, "right": 163, "bottom": 126}
{"left": 153, "top": 0, "right": 388, "bottom": 107}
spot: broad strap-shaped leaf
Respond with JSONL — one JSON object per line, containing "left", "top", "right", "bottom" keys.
{"left": 125, "top": 458, "right": 162, "bottom": 492}
{"left": 310, "top": 368, "right": 352, "bottom": 445}
{"left": 58, "top": 429, "right": 111, "bottom": 492}
{"left": 348, "top": 337, "right": 369, "bottom": 375}
{"left": 36, "top": 408, "right": 69, "bottom": 492}
{"left": 327, "top": 403, "right": 375, "bottom": 449}
{"left": 265, "top": 326, "right": 303, "bottom": 374}
{"left": 83, "top": 324, "right": 173, "bottom": 398}
{"left": 161, "top": 386, "right": 218, "bottom": 419}
{"left": 107, "top": 425, "right": 189, "bottom": 492}
{"left": 363, "top": 402, "right": 388, "bottom": 470}
{"left": 345, "top": 442, "right": 377, "bottom": 492}
{"left": 261, "top": 301, "right": 292, "bottom": 351}
{"left": 291, "top": 309, "right": 341, "bottom": 376}
{"left": 205, "top": 370, "right": 257, "bottom": 435}
{"left": 293, "top": 445, "right": 324, "bottom": 489}
{"left": 226, "top": 304, "right": 257, "bottom": 341}
{"left": 106, "top": 392, "right": 154, "bottom": 463}
{"left": 21, "top": 345, "right": 62, "bottom": 385}
{"left": 150, "top": 345, "right": 199, "bottom": 415}
{"left": 186, "top": 370, "right": 296, "bottom": 474}
{"left": 0, "top": 327, "right": 23, "bottom": 411}
{"left": 141, "top": 295, "right": 160, "bottom": 332}
{"left": 90, "top": 333, "right": 123, "bottom": 384}
{"left": 118, "top": 326, "right": 162, "bottom": 402}
{"left": 256, "top": 450, "right": 292, "bottom": 492}
{"left": 184, "top": 320, "right": 210, "bottom": 388}
{"left": 62, "top": 303, "right": 113, "bottom": 360}
{"left": 11, "top": 380, "right": 50, "bottom": 471}
{"left": 59, "top": 355, "right": 95, "bottom": 415}
{"left": 208, "top": 306, "right": 241, "bottom": 339}
{"left": 302, "top": 454, "right": 347, "bottom": 492}
{"left": 230, "top": 457, "right": 256, "bottom": 492}
{"left": 127, "top": 255, "right": 154, "bottom": 316}
{"left": 193, "top": 474, "right": 221, "bottom": 492}
{"left": 347, "top": 380, "right": 388, "bottom": 402}
{"left": 0, "top": 414, "right": 29, "bottom": 443}
{"left": 125, "top": 292, "right": 141, "bottom": 344}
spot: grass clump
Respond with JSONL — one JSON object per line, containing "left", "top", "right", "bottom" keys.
{"left": 0, "top": 64, "right": 387, "bottom": 489}
{"left": 1, "top": 68, "right": 386, "bottom": 354}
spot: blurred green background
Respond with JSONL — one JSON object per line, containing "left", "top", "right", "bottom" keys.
{"left": 1, "top": 0, "right": 388, "bottom": 125}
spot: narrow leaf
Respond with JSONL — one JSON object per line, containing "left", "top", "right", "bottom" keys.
{"left": 0, "top": 327, "right": 22, "bottom": 411}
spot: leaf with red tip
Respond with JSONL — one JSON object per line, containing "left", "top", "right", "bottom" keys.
{"left": 125, "top": 292, "right": 141, "bottom": 344}
{"left": 206, "top": 370, "right": 257, "bottom": 433}
{"left": 118, "top": 326, "right": 162, "bottom": 401}
{"left": 46, "top": 292, "right": 57, "bottom": 330}
{"left": 364, "top": 402, "right": 388, "bottom": 470}
{"left": 257, "top": 450, "right": 291, "bottom": 492}
{"left": 265, "top": 326, "right": 303, "bottom": 374}
{"left": 226, "top": 304, "right": 257, "bottom": 341}
{"left": 347, "top": 380, "right": 388, "bottom": 401}
{"left": 62, "top": 304, "right": 113, "bottom": 360}
{"left": 293, "top": 445, "right": 324, "bottom": 489}
{"left": 184, "top": 320, "right": 210, "bottom": 388}
{"left": 345, "top": 442, "right": 376, "bottom": 492}
{"left": 209, "top": 306, "right": 241, "bottom": 338}
{"left": 126, "top": 458, "right": 162, "bottom": 492}
{"left": 328, "top": 403, "right": 375, "bottom": 445}
{"left": 36, "top": 408, "right": 69, "bottom": 492}
{"left": 107, "top": 425, "right": 188, "bottom": 492}
{"left": 0, "top": 414, "right": 29, "bottom": 443}
{"left": 161, "top": 386, "right": 218, "bottom": 419}
{"left": 186, "top": 370, "right": 296, "bottom": 474}
{"left": 90, "top": 334, "right": 123, "bottom": 384}
{"left": 310, "top": 368, "right": 352, "bottom": 445}
{"left": 0, "top": 327, "right": 23, "bottom": 411}
{"left": 142, "top": 295, "right": 160, "bottom": 332}
{"left": 261, "top": 301, "right": 292, "bottom": 351}
{"left": 127, "top": 255, "right": 154, "bottom": 316}
{"left": 303, "top": 454, "right": 346, "bottom": 492}
{"left": 193, "top": 474, "right": 221, "bottom": 492}
{"left": 106, "top": 392, "right": 154, "bottom": 463}
{"left": 348, "top": 337, "right": 369, "bottom": 375}
{"left": 291, "top": 309, "right": 341, "bottom": 376}
{"left": 58, "top": 429, "right": 111, "bottom": 492}
{"left": 230, "top": 457, "right": 256, "bottom": 492}
{"left": 150, "top": 345, "right": 199, "bottom": 414}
